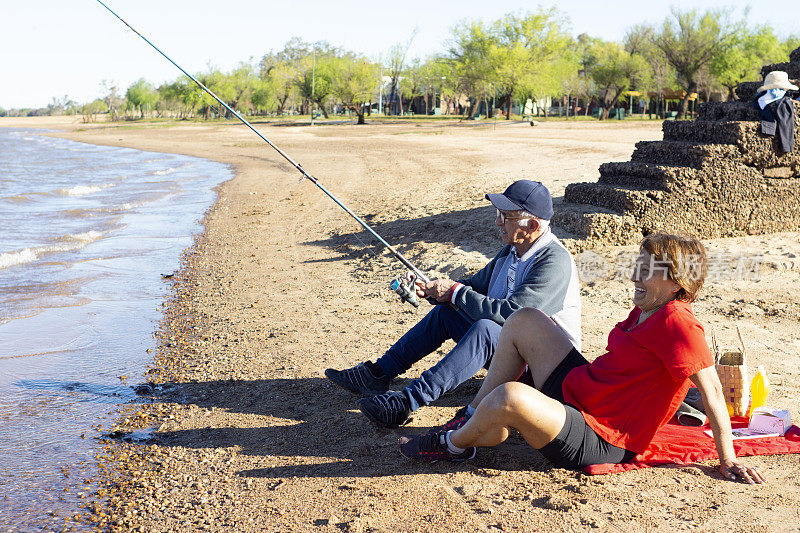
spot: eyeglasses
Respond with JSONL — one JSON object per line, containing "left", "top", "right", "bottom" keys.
{"left": 496, "top": 208, "right": 529, "bottom": 224}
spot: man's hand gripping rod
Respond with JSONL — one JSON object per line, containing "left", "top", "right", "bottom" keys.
{"left": 96, "top": 0, "right": 429, "bottom": 306}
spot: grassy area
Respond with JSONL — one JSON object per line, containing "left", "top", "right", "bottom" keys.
{"left": 91, "top": 112, "right": 672, "bottom": 128}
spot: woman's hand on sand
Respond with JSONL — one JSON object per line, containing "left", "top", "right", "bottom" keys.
{"left": 719, "top": 461, "right": 766, "bottom": 484}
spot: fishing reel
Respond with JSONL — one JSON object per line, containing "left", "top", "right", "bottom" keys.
{"left": 390, "top": 275, "right": 420, "bottom": 307}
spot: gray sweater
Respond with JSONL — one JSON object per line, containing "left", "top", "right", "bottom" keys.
{"left": 451, "top": 231, "right": 581, "bottom": 350}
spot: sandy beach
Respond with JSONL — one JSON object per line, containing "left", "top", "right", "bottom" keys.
{"left": 4, "top": 115, "right": 800, "bottom": 532}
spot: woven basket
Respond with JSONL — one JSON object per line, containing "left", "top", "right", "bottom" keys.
{"left": 712, "top": 328, "right": 750, "bottom": 417}
{"left": 715, "top": 350, "right": 750, "bottom": 416}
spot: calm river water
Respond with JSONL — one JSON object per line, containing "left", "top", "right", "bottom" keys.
{"left": 0, "top": 128, "right": 231, "bottom": 531}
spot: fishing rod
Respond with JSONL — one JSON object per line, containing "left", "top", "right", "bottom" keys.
{"left": 95, "top": 0, "right": 429, "bottom": 306}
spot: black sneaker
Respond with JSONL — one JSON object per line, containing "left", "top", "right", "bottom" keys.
{"left": 325, "top": 363, "right": 390, "bottom": 396}
{"left": 429, "top": 405, "right": 472, "bottom": 433}
{"left": 358, "top": 390, "right": 412, "bottom": 428}
{"left": 399, "top": 430, "right": 476, "bottom": 463}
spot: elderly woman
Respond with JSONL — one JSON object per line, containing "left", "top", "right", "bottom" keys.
{"left": 399, "top": 232, "right": 765, "bottom": 484}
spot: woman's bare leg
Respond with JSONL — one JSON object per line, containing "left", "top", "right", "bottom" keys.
{"left": 467, "top": 307, "right": 575, "bottom": 409}
{"left": 451, "top": 382, "right": 566, "bottom": 449}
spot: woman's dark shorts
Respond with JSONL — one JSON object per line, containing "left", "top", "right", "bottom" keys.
{"left": 534, "top": 347, "right": 636, "bottom": 470}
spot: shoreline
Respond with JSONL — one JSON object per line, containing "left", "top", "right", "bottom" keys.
{"left": 3, "top": 116, "right": 799, "bottom": 531}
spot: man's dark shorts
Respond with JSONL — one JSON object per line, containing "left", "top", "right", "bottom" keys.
{"left": 526, "top": 347, "right": 637, "bottom": 470}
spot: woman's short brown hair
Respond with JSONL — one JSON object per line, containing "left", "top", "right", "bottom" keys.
{"left": 640, "top": 232, "right": 708, "bottom": 303}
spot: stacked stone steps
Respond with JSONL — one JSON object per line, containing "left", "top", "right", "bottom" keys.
{"left": 662, "top": 120, "right": 745, "bottom": 144}
{"left": 564, "top": 182, "right": 663, "bottom": 217}
{"left": 696, "top": 100, "right": 760, "bottom": 122}
{"left": 592, "top": 161, "right": 695, "bottom": 191}
{"left": 630, "top": 141, "right": 742, "bottom": 169}
{"left": 550, "top": 203, "right": 640, "bottom": 249}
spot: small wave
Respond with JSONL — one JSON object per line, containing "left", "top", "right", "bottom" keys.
{"left": 65, "top": 231, "right": 103, "bottom": 244}
{"left": 58, "top": 185, "right": 101, "bottom": 196}
{"left": 0, "top": 232, "right": 105, "bottom": 270}
{"left": 151, "top": 162, "right": 191, "bottom": 176}
{"left": 152, "top": 167, "right": 178, "bottom": 176}
{"left": 57, "top": 183, "right": 114, "bottom": 197}
{"left": 1, "top": 194, "right": 35, "bottom": 204}
{"left": 0, "top": 249, "right": 39, "bottom": 269}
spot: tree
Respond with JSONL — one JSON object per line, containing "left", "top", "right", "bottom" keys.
{"left": 162, "top": 76, "right": 205, "bottom": 118}
{"left": 225, "top": 63, "right": 258, "bottom": 113}
{"left": 384, "top": 29, "right": 418, "bottom": 115}
{"left": 261, "top": 38, "right": 342, "bottom": 116}
{"left": 80, "top": 99, "right": 108, "bottom": 123}
{"left": 624, "top": 25, "right": 676, "bottom": 116}
{"left": 250, "top": 77, "right": 277, "bottom": 115}
{"left": 125, "top": 79, "right": 159, "bottom": 118}
{"left": 654, "top": 8, "right": 738, "bottom": 118}
{"left": 588, "top": 41, "right": 647, "bottom": 119}
{"left": 260, "top": 38, "right": 311, "bottom": 115}
{"left": 448, "top": 20, "right": 495, "bottom": 117}
{"left": 158, "top": 80, "right": 189, "bottom": 118}
{"left": 712, "top": 25, "right": 788, "bottom": 100}
{"left": 264, "top": 61, "right": 297, "bottom": 115}
{"left": 191, "top": 68, "right": 238, "bottom": 119}
{"left": 46, "top": 95, "right": 77, "bottom": 116}
{"left": 784, "top": 36, "right": 800, "bottom": 57}
{"left": 400, "top": 58, "right": 427, "bottom": 113}
{"left": 331, "top": 56, "right": 379, "bottom": 124}
{"left": 492, "top": 8, "right": 573, "bottom": 119}
{"left": 296, "top": 52, "right": 336, "bottom": 118}
{"left": 100, "top": 80, "right": 123, "bottom": 121}
{"left": 426, "top": 58, "right": 460, "bottom": 115}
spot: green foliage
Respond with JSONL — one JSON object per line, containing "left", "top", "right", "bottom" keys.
{"left": 654, "top": 7, "right": 739, "bottom": 116}
{"left": 296, "top": 52, "right": 339, "bottom": 117}
{"left": 588, "top": 41, "right": 648, "bottom": 118}
{"left": 448, "top": 19, "right": 496, "bottom": 114}
{"left": 46, "top": 95, "right": 78, "bottom": 116}
{"left": 125, "top": 78, "right": 159, "bottom": 118}
{"left": 251, "top": 77, "right": 277, "bottom": 114}
{"left": 498, "top": 9, "right": 576, "bottom": 116}
{"left": 447, "top": 8, "right": 576, "bottom": 117}
{"left": 101, "top": 81, "right": 123, "bottom": 121}
{"left": 66, "top": 10, "right": 794, "bottom": 123}
{"left": 712, "top": 25, "right": 792, "bottom": 98}
{"left": 384, "top": 30, "right": 418, "bottom": 115}
{"left": 624, "top": 25, "right": 675, "bottom": 95}
{"left": 330, "top": 55, "right": 380, "bottom": 124}
{"left": 79, "top": 99, "right": 108, "bottom": 123}
{"left": 784, "top": 36, "right": 800, "bottom": 56}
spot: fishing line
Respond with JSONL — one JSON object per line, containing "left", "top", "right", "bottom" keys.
{"left": 95, "top": 0, "right": 431, "bottom": 294}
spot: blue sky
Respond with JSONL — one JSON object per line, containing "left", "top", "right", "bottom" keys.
{"left": 2, "top": 0, "right": 798, "bottom": 109}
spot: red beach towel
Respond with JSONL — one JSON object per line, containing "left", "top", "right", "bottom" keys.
{"left": 584, "top": 417, "right": 800, "bottom": 475}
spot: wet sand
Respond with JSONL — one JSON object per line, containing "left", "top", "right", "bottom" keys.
{"left": 4, "top": 115, "right": 800, "bottom": 531}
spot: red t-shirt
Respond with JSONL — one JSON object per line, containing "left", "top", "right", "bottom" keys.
{"left": 561, "top": 300, "right": 713, "bottom": 454}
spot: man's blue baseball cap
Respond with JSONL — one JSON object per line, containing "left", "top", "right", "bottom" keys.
{"left": 485, "top": 180, "right": 553, "bottom": 220}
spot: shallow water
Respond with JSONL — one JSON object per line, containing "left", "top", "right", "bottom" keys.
{"left": 0, "top": 128, "right": 232, "bottom": 531}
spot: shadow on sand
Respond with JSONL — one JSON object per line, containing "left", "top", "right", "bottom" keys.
{"left": 302, "top": 205, "right": 498, "bottom": 275}
{"left": 141, "top": 376, "right": 551, "bottom": 479}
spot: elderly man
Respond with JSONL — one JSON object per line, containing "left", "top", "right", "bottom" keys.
{"left": 325, "top": 180, "right": 581, "bottom": 428}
